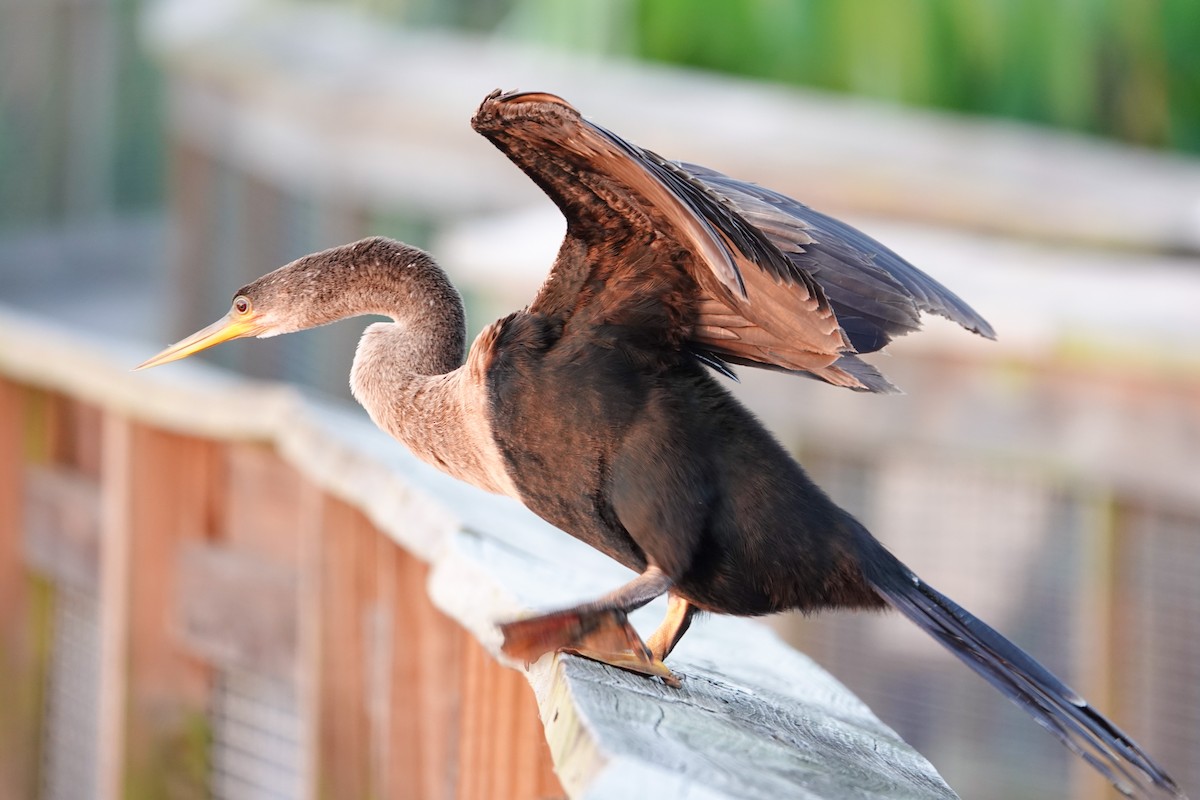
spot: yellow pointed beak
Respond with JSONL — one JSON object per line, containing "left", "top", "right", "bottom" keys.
{"left": 135, "top": 312, "right": 259, "bottom": 370}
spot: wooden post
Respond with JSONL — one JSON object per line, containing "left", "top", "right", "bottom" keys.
{"left": 0, "top": 379, "right": 40, "bottom": 799}
{"left": 383, "top": 542, "right": 465, "bottom": 800}
{"left": 1068, "top": 489, "right": 1119, "bottom": 800}
{"left": 457, "top": 636, "right": 562, "bottom": 800}
{"left": 312, "top": 495, "right": 378, "bottom": 799}
{"left": 97, "top": 412, "right": 133, "bottom": 800}
{"left": 0, "top": 378, "right": 25, "bottom": 660}
{"left": 101, "top": 422, "right": 217, "bottom": 799}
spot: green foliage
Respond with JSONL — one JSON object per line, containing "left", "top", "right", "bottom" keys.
{"left": 354, "top": 0, "right": 1200, "bottom": 153}
{"left": 123, "top": 710, "right": 212, "bottom": 800}
{"left": 112, "top": 0, "right": 165, "bottom": 211}
{"left": 627, "top": 0, "right": 1200, "bottom": 153}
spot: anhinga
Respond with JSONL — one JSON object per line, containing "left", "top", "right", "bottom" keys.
{"left": 138, "top": 89, "right": 1184, "bottom": 798}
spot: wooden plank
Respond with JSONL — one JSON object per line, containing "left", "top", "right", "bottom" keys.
{"left": 97, "top": 411, "right": 133, "bottom": 800}
{"left": 296, "top": 481, "right": 323, "bottom": 800}
{"left": 1068, "top": 491, "right": 1119, "bottom": 800}
{"left": 100, "top": 420, "right": 216, "bottom": 799}
{"left": 174, "top": 539, "right": 298, "bottom": 681}
{"left": 37, "top": 395, "right": 104, "bottom": 478}
{"left": 305, "top": 493, "right": 557, "bottom": 800}
{"left": 0, "top": 378, "right": 26, "bottom": 645}
{"left": 0, "top": 378, "right": 42, "bottom": 800}
{"left": 537, "top": 629, "right": 961, "bottom": 800}
{"left": 385, "top": 542, "right": 464, "bottom": 800}
{"left": 222, "top": 442, "right": 305, "bottom": 566}
{"left": 22, "top": 465, "right": 102, "bottom": 594}
{"left": 313, "top": 495, "right": 377, "bottom": 799}
{"left": 458, "top": 636, "right": 562, "bottom": 800}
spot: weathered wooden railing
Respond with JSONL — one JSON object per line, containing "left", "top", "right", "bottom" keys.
{"left": 0, "top": 307, "right": 956, "bottom": 800}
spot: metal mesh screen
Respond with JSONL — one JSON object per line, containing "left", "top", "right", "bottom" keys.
{"left": 1116, "top": 505, "right": 1200, "bottom": 793}
{"left": 41, "top": 586, "right": 101, "bottom": 800}
{"left": 787, "top": 448, "right": 1082, "bottom": 799}
{"left": 209, "top": 669, "right": 304, "bottom": 800}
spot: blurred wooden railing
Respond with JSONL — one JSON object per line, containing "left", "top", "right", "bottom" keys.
{"left": 0, "top": 307, "right": 956, "bottom": 800}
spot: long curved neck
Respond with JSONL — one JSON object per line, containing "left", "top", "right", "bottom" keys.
{"left": 330, "top": 240, "right": 466, "bottom": 406}
{"left": 274, "top": 238, "right": 465, "bottom": 378}
{"left": 310, "top": 240, "right": 513, "bottom": 495}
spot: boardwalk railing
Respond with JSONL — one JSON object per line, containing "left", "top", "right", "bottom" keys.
{"left": 0, "top": 307, "right": 956, "bottom": 800}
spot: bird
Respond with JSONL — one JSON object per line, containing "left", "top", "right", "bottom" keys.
{"left": 137, "top": 89, "right": 1184, "bottom": 799}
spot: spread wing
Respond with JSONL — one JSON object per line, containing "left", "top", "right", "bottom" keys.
{"left": 471, "top": 90, "right": 992, "bottom": 392}
{"left": 682, "top": 162, "right": 996, "bottom": 353}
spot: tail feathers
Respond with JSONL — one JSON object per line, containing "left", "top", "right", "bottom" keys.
{"left": 866, "top": 552, "right": 1185, "bottom": 799}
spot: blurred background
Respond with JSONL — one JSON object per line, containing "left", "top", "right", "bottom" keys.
{"left": 2, "top": 1, "right": 1199, "bottom": 798}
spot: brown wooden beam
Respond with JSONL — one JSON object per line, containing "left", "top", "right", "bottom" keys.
{"left": 0, "top": 379, "right": 44, "bottom": 800}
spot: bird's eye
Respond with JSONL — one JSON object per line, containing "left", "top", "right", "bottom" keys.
{"left": 233, "top": 296, "right": 251, "bottom": 315}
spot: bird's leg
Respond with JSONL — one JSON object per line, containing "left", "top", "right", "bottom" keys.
{"left": 646, "top": 593, "right": 696, "bottom": 661}
{"left": 500, "top": 566, "right": 680, "bottom": 685}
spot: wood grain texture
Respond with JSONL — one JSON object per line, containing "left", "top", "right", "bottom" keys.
{"left": 382, "top": 542, "right": 465, "bottom": 800}
{"left": 97, "top": 411, "right": 133, "bottom": 800}
{"left": 458, "top": 634, "right": 563, "bottom": 800}
{"left": 543, "top": 653, "right": 956, "bottom": 800}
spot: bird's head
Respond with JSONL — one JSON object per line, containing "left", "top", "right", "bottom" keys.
{"left": 135, "top": 237, "right": 452, "bottom": 371}
{"left": 134, "top": 247, "right": 350, "bottom": 371}
{"left": 134, "top": 281, "right": 279, "bottom": 370}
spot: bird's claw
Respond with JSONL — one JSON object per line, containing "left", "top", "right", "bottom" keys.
{"left": 500, "top": 607, "right": 680, "bottom": 687}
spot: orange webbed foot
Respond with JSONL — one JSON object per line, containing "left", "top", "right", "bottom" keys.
{"left": 500, "top": 607, "right": 680, "bottom": 687}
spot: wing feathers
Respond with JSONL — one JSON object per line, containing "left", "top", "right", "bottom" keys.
{"left": 683, "top": 162, "right": 995, "bottom": 350}
{"left": 472, "top": 90, "right": 993, "bottom": 393}
{"left": 473, "top": 90, "right": 850, "bottom": 379}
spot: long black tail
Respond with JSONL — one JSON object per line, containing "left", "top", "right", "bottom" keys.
{"left": 859, "top": 540, "right": 1185, "bottom": 799}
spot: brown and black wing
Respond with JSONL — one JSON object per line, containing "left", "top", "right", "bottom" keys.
{"left": 471, "top": 90, "right": 871, "bottom": 390}
{"left": 682, "top": 162, "right": 996, "bottom": 354}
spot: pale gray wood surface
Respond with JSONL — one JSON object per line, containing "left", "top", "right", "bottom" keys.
{"left": 0, "top": 306, "right": 957, "bottom": 798}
